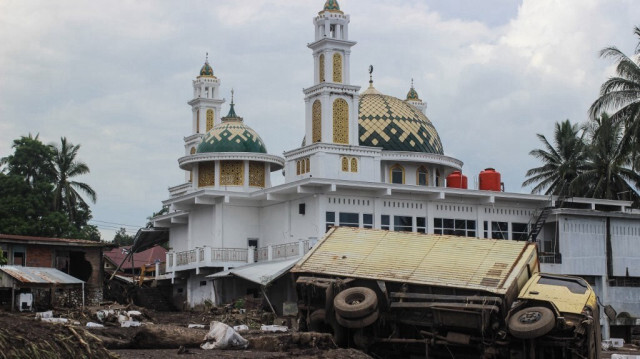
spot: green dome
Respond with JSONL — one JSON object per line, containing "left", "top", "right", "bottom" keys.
{"left": 323, "top": 0, "right": 341, "bottom": 12}
{"left": 406, "top": 87, "right": 420, "bottom": 101}
{"left": 358, "top": 86, "right": 443, "bottom": 154}
{"left": 197, "top": 104, "right": 267, "bottom": 154}
{"left": 199, "top": 61, "right": 214, "bottom": 77}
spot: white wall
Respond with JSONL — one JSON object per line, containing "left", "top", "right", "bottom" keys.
{"left": 169, "top": 225, "right": 189, "bottom": 252}
{"left": 260, "top": 201, "right": 290, "bottom": 246}
{"left": 222, "top": 204, "right": 260, "bottom": 248}
{"left": 190, "top": 205, "right": 215, "bottom": 248}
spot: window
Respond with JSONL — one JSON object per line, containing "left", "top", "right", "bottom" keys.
{"left": 297, "top": 161, "right": 301, "bottom": 175}
{"left": 200, "top": 281, "right": 207, "bottom": 286}
{"left": 491, "top": 221, "right": 508, "bottom": 239}
{"left": 363, "top": 214, "right": 373, "bottom": 229}
{"left": 305, "top": 158, "right": 310, "bottom": 173}
{"left": 394, "top": 216, "right": 413, "bottom": 232}
{"left": 333, "top": 53, "right": 342, "bottom": 83}
{"left": 417, "top": 166, "right": 428, "bottom": 186}
{"left": 319, "top": 54, "right": 325, "bottom": 82}
{"left": 196, "top": 111, "right": 200, "bottom": 133}
{"left": 339, "top": 212, "right": 359, "bottom": 227}
{"left": 248, "top": 239, "right": 258, "bottom": 248}
{"left": 326, "top": 212, "right": 336, "bottom": 232}
{"left": 512, "top": 223, "right": 529, "bottom": 241}
{"left": 416, "top": 217, "right": 426, "bottom": 233}
{"left": 312, "top": 100, "right": 322, "bottom": 142}
{"left": 381, "top": 215, "right": 390, "bottom": 230}
{"left": 390, "top": 164, "right": 404, "bottom": 184}
{"left": 434, "top": 218, "right": 476, "bottom": 237}
{"left": 206, "top": 109, "right": 214, "bottom": 131}
{"left": 332, "top": 98, "right": 349, "bottom": 144}
{"left": 341, "top": 157, "right": 349, "bottom": 171}
{"left": 350, "top": 158, "right": 358, "bottom": 172}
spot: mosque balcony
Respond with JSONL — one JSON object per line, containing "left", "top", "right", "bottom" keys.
{"left": 168, "top": 183, "right": 192, "bottom": 197}
{"left": 380, "top": 151, "right": 463, "bottom": 170}
{"left": 165, "top": 239, "right": 315, "bottom": 274}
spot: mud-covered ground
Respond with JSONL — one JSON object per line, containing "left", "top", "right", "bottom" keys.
{"left": 113, "top": 348, "right": 372, "bottom": 359}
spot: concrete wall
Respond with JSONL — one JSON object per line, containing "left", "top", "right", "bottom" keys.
{"left": 611, "top": 218, "right": 640, "bottom": 277}
{"left": 170, "top": 225, "right": 189, "bottom": 252}
{"left": 222, "top": 205, "right": 260, "bottom": 248}
{"left": 190, "top": 205, "right": 215, "bottom": 248}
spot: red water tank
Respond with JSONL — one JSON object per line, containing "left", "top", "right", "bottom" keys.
{"left": 446, "top": 171, "right": 468, "bottom": 189}
{"left": 479, "top": 168, "right": 501, "bottom": 191}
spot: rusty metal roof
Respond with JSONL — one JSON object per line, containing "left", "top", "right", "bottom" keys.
{"left": 0, "top": 266, "right": 84, "bottom": 285}
{"left": 291, "top": 227, "right": 536, "bottom": 295}
{"left": 0, "top": 233, "right": 110, "bottom": 247}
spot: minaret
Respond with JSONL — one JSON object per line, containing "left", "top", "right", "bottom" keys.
{"left": 184, "top": 54, "right": 225, "bottom": 182}
{"left": 405, "top": 79, "right": 427, "bottom": 114}
{"left": 303, "top": 0, "right": 361, "bottom": 147}
{"left": 187, "top": 54, "right": 225, "bottom": 138}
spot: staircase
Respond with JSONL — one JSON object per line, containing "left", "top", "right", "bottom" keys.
{"left": 527, "top": 195, "right": 568, "bottom": 243}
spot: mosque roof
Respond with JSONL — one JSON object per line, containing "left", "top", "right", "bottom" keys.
{"left": 358, "top": 84, "right": 443, "bottom": 154}
{"left": 199, "top": 59, "right": 214, "bottom": 77}
{"left": 406, "top": 81, "right": 421, "bottom": 101}
{"left": 323, "top": 0, "right": 341, "bottom": 12}
{"left": 197, "top": 102, "right": 267, "bottom": 154}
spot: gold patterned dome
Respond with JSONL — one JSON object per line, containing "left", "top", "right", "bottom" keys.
{"left": 197, "top": 102, "right": 267, "bottom": 154}
{"left": 358, "top": 84, "right": 443, "bottom": 154}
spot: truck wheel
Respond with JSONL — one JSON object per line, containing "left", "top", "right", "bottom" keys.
{"left": 335, "top": 309, "right": 379, "bottom": 329}
{"left": 508, "top": 306, "right": 555, "bottom": 339}
{"left": 334, "top": 287, "right": 378, "bottom": 319}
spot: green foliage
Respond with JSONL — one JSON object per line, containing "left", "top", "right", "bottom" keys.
{"left": 0, "top": 135, "right": 100, "bottom": 240}
{"left": 113, "top": 227, "right": 135, "bottom": 246}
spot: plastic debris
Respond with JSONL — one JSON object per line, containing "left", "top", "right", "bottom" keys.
{"left": 86, "top": 322, "right": 104, "bottom": 328}
{"left": 260, "top": 324, "right": 288, "bottom": 333}
{"left": 35, "top": 311, "right": 53, "bottom": 319}
{"left": 201, "top": 321, "right": 249, "bottom": 350}
{"left": 188, "top": 324, "right": 206, "bottom": 329}
{"left": 233, "top": 324, "right": 249, "bottom": 332}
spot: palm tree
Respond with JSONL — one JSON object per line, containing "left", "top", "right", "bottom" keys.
{"left": 522, "top": 119, "right": 588, "bottom": 196}
{"left": 574, "top": 114, "right": 640, "bottom": 202}
{"left": 589, "top": 26, "right": 640, "bottom": 165}
{"left": 51, "top": 137, "right": 97, "bottom": 222}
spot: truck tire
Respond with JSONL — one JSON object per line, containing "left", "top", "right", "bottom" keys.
{"left": 335, "top": 309, "right": 379, "bottom": 329}
{"left": 333, "top": 287, "right": 378, "bottom": 319}
{"left": 508, "top": 306, "right": 555, "bottom": 339}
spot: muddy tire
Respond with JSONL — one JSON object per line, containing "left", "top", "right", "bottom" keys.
{"left": 333, "top": 287, "right": 378, "bottom": 319}
{"left": 335, "top": 309, "right": 379, "bottom": 329}
{"left": 508, "top": 306, "right": 555, "bottom": 339}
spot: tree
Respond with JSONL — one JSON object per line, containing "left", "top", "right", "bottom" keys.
{"left": 589, "top": 26, "right": 640, "bottom": 166}
{"left": 113, "top": 228, "right": 135, "bottom": 246}
{"left": 574, "top": 114, "right": 640, "bottom": 202}
{"left": 0, "top": 134, "right": 55, "bottom": 185}
{"left": 51, "top": 137, "right": 97, "bottom": 223}
{"left": 522, "top": 119, "right": 588, "bottom": 196}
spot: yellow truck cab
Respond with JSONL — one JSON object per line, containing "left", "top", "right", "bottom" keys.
{"left": 508, "top": 273, "right": 601, "bottom": 358}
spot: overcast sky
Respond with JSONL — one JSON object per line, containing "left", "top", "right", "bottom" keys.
{"left": 1, "top": 0, "right": 639, "bottom": 240}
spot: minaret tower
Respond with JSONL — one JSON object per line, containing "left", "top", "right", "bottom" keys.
{"left": 184, "top": 54, "right": 225, "bottom": 182}
{"left": 405, "top": 79, "right": 427, "bottom": 114}
{"left": 304, "top": 0, "right": 361, "bottom": 147}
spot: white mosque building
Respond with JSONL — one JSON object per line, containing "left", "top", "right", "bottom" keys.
{"left": 153, "top": 0, "right": 640, "bottom": 338}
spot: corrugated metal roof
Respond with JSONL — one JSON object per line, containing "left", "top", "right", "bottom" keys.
{"left": 208, "top": 257, "right": 300, "bottom": 285}
{"left": 291, "top": 227, "right": 534, "bottom": 295}
{"left": 0, "top": 233, "right": 109, "bottom": 247}
{"left": 0, "top": 266, "right": 84, "bottom": 284}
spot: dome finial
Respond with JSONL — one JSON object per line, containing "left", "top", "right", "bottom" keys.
{"left": 205, "top": 52, "right": 209, "bottom": 64}
{"left": 411, "top": 78, "right": 414, "bottom": 89}
{"left": 199, "top": 53, "right": 215, "bottom": 77}
{"left": 323, "top": 0, "right": 341, "bottom": 12}
{"left": 406, "top": 78, "right": 421, "bottom": 101}
{"left": 368, "top": 65, "right": 374, "bottom": 86}
{"left": 223, "top": 89, "right": 241, "bottom": 121}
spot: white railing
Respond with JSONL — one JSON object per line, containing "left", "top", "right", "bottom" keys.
{"left": 166, "top": 239, "right": 316, "bottom": 272}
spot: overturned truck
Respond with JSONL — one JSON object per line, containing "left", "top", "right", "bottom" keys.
{"left": 291, "top": 227, "right": 601, "bottom": 358}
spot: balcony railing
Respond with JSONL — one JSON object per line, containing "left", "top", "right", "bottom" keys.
{"left": 166, "top": 239, "right": 316, "bottom": 272}
{"left": 539, "top": 252, "right": 562, "bottom": 264}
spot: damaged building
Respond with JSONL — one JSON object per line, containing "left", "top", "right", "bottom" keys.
{"left": 0, "top": 233, "right": 109, "bottom": 309}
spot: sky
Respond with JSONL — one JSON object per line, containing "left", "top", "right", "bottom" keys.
{"left": 1, "top": 0, "right": 639, "bottom": 240}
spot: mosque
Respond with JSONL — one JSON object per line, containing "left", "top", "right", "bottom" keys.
{"left": 152, "top": 0, "right": 640, "bottom": 338}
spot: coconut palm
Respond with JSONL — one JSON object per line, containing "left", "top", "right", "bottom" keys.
{"left": 522, "top": 119, "right": 588, "bottom": 196}
{"left": 589, "top": 26, "right": 640, "bottom": 165}
{"left": 574, "top": 114, "right": 640, "bottom": 202}
{"left": 51, "top": 137, "right": 97, "bottom": 222}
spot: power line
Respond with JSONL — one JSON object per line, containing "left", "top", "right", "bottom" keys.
{"left": 90, "top": 219, "right": 144, "bottom": 228}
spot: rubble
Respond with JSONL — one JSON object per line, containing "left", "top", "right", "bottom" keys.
{"left": 201, "top": 321, "right": 249, "bottom": 350}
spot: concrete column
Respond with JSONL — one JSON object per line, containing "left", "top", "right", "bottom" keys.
{"left": 267, "top": 246, "right": 273, "bottom": 261}
{"left": 247, "top": 246, "right": 255, "bottom": 264}
{"left": 298, "top": 241, "right": 305, "bottom": 257}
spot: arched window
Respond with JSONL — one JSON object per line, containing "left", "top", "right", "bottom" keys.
{"left": 332, "top": 98, "right": 348, "bottom": 144}
{"left": 341, "top": 157, "right": 349, "bottom": 172}
{"left": 350, "top": 158, "right": 358, "bottom": 172}
{"left": 319, "top": 54, "right": 325, "bottom": 82}
{"left": 333, "top": 53, "right": 342, "bottom": 83}
{"left": 390, "top": 164, "right": 404, "bottom": 184}
{"left": 190, "top": 147, "right": 196, "bottom": 155}
{"left": 312, "top": 100, "right": 322, "bottom": 143}
{"left": 196, "top": 110, "right": 200, "bottom": 133}
{"left": 206, "top": 109, "right": 214, "bottom": 131}
{"left": 417, "top": 166, "right": 428, "bottom": 186}
{"left": 301, "top": 158, "right": 306, "bottom": 173}
{"left": 305, "top": 158, "right": 310, "bottom": 173}
{"left": 296, "top": 161, "right": 301, "bottom": 175}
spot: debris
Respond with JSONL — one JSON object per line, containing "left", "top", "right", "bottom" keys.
{"left": 201, "top": 321, "right": 249, "bottom": 350}
{"left": 86, "top": 322, "right": 105, "bottom": 328}
{"left": 121, "top": 320, "right": 142, "bottom": 327}
{"left": 188, "top": 324, "right": 206, "bottom": 329}
{"left": 261, "top": 324, "right": 288, "bottom": 333}
{"left": 233, "top": 324, "right": 249, "bottom": 332}
{"left": 35, "top": 310, "right": 53, "bottom": 319}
